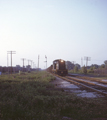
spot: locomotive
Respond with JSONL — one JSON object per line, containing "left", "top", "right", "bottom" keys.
{"left": 47, "top": 59, "right": 68, "bottom": 76}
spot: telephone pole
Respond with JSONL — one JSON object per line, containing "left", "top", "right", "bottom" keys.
{"left": 81, "top": 57, "right": 83, "bottom": 67}
{"left": 84, "top": 56, "right": 91, "bottom": 67}
{"left": 33, "top": 62, "right": 35, "bottom": 69}
{"left": 27, "top": 60, "right": 30, "bottom": 65}
{"left": 27, "top": 59, "right": 31, "bottom": 72}
{"left": 21, "top": 58, "right": 26, "bottom": 72}
{"left": 7, "top": 51, "right": 16, "bottom": 74}
{"left": 7, "top": 53, "right": 9, "bottom": 73}
{"left": 72, "top": 61, "right": 75, "bottom": 73}
{"left": 30, "top": 60, "right": 32, "bottom": 69}
{"left": 38, "top": 55, "right": 40, "bottom": 69}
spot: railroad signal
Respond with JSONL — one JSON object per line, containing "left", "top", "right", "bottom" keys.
{"left": 44, "top": 55, "right": 47, "bottom": 69}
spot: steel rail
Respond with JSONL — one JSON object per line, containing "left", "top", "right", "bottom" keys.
{"left": 54, "top": 74, "right": 107, "bottom": 96}
{"left": 66, "top": 76, "right": 107, "bottom": 88}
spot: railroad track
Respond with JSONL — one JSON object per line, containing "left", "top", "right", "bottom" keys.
{"left": 54, "top": 74, "right": 107, "bottom": 96}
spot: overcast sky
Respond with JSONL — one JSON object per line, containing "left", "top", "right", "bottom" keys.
{"left": 0, "top": 0, "right": 107, "bottom": 69}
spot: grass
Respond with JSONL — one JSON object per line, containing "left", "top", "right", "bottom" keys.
{"left": 0, "top": 71, "right": 107, "bottom": 120}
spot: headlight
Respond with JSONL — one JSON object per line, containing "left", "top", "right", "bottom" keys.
{"left": 61, "top": 60, "right": 63, "bottom": 62}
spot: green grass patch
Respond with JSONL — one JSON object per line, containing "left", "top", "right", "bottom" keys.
{"left": 0, "top": 71, "right": 107, "bottom": 120}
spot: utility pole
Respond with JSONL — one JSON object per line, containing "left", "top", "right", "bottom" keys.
{"left": 38, "top": 55, "right": 40, "bottom": 69}
{"left": 84, "top": 56, "right": 91, "bottom": 67}
{"left": 21, "top": 58, "right": 26, "bottom": 72}
{"left": 30, "top": 60, "right": 32, "bottom": 69}
{"left": 7, "top": 51, "right": 16, "bottom": 74}
{"left": 7, "top": 53, "right": 9, "bottom": 73}
{"left": 44, "top": 55, "right": 47, "bottom": 69}
{"left": 27, "top": 60, "right": 30, "bottom": 66}
{"left": 72, "top": 61, "right": 75, "bottom": 73}
{"left": 33, "top": 62, "right": 35, "bottom": 69}
{"left": 27, "top": 59, "right": 31, "bottom": 72}
{"left": 81, "top": 57, "right": 83, "bottom": 67}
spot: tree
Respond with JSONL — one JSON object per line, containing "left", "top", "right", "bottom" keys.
{"left": 88, "top": 66, "right": 94, "bottom": 73}
{"left": 90, "top": 66, "right": 93, "bottom": 70}
{"left": 74, "top": 66, "right": 78, "bottom": 73}
{"left": 75, "top": 64, "right": 80, "bottom": 69}
{"left": 93, "top": 66, "right": 97, "bottom": 69}
{"left": 104, "top": 60, "right": 107, "bottom": 65}
{"left": 82, "top": 65, "right": 87, "bottom": 74}
{"left": 66, "top": 61, "right": 74, "bottom": 70}
{"left": 100, "top": 64, "right": 105, "bottom": 68}
{"left": 104, "top": 60, "right": 107, "bottom": 68}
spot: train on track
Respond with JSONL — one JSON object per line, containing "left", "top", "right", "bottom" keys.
{"left": 47, "top": 59, "right": 68, "bottom": 76}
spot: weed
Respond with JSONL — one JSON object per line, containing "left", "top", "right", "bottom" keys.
{"left": 0, "top": 71, "right": 107, "bottom": 120}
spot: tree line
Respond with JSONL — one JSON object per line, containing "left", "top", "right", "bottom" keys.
{"left": 66, "top": 60, "right": 107, "bottom": 75}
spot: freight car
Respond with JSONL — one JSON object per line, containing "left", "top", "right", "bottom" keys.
{"left": 52, "top": 59, "right": 68, "bottom": 76}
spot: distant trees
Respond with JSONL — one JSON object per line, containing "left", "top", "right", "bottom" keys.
{"left": 74, "top": 66, "right": 78, "bottom": 73}
{"left": 104, "top": 60, "right": 107, "bottom": 65}
{"left": 66, "top": 61, "right": 75, "bottom": 70}
{"left": 104, "top": 60, "right": 107, "bottom": 68}
{"left": 67, "top": 60, "right": 107, "bottom": 75}
{"left": 100, "top": 64, "right": 105, "bottom": 68}
{"left": 75, "top": 64, "right": 80, "bottom": 69}
{"left": 90, "top": 64, "right": 99, "bottom": 69}
{"left": 82, "top": 65, "right": 87, "bottom": 74}
{"left": 66, "top": 61, "right": 81, "bottom": 73}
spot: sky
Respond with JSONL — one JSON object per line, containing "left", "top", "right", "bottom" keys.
{"left": 0, "top": 0, "right": 107, "bottom": 69}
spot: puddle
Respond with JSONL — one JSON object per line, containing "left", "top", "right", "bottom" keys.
{"left": 75, "top": 90, "right": 102, "bottom": 98}
{"left": 65, "top": 89, "right": 101, "bottom": 98}
{"left": 102, "top": 79, "right": 107, "bottom": 82}
{"left": 77, "top": 92, "right": 97, "bottom": 98}
{"left": 60, "top": 81, "right": 79, "bottom": 88}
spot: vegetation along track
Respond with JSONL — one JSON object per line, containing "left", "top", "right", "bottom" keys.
{"left": 54, "top": 74, "right": 107, "bottom": 96}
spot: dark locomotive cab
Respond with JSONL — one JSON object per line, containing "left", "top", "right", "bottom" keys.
{"left": 52, "top": 59, "right": 68, "bottom": 76}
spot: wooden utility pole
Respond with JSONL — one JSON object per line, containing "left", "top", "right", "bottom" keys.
{"left": 21, "top": 58, "right": 26, "bottom": 72}
{"left": 27, "top": 60, "right": 30, "bottom": 65}
{"left": 7, "top": 51, "right": 16, "bottom": 74}
{"left": 72, "top": 61, "right": 75, "bottom": 73}
{"left": 81, "top": 57, "right": 83, "bottom": 67}
{"left": 7, "top": 53, "right": 9, "bottom": 73}
{"left": 38, "top": 55, "right": 39, "bottom": 69}
{"left": 84, "top": 56, "right": 91, "bottom": 67}
{"left": 27, "top": 59, "right": 31, "bottom": 72}
{"left": 30, "top": 60, "right": 32, "bottom": 68}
